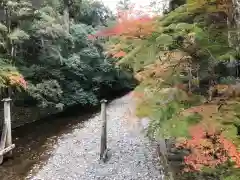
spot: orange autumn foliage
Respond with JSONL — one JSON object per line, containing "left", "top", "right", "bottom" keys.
{"left": 113, "top": 51, "right": 126, "bottom": 58}
{"left": 88, "top": 5, "right": 158, "bottom": 59}
{"left": 176, "top": 124, "right": 240, "bottom": 171}
{"left": 90, "top": 6, "right": 156, "bottom": 39}
{"left": 8, "top": 74, "right": 27, "bottom": 89}
{"left": 220, "top": 136, "right": 240, "bottom": 168}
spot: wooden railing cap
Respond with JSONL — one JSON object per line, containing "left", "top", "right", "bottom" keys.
{"left": 1, "top": 98, "right": 12, "bottom": 102}
{"left": 100, "top": 99, "right": 107, "bottom": 103}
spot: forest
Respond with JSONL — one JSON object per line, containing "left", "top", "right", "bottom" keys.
{"left": 92, "top": 0, "right": 240, "bottom": 179}
{"left": 2, "top": 0, "right": 240, "bottom": 179}
{"left": 0, "top": 0, "right": 136, "bottom": 127}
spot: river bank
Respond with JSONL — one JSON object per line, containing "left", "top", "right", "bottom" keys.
{"left": 0, "top": 87, "right": 135, "bottom": 130}
{"left": 0, "top": 108, "right": 95, "bottom": 180}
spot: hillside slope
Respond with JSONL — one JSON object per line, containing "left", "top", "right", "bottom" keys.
{"left": 93, "top": 0, "right": 240, "bottom": 179}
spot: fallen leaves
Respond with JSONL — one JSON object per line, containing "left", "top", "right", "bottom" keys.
{"left": 176, "top": 124, "right": 240, "bottom": 171}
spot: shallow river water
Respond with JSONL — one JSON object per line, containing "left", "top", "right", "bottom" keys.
{"left": 0, "top": 93, "right": 164, "bottom": 180}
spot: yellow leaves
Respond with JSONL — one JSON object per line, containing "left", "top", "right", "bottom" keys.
{"left": 187, "top": 32, "right": 196, "bottom": 44}
{"left": 133, "top": 50, "right": 191, "bottom": 84}
{"left": 158, "top": 50, "right": 189, "bottom": 62}
{"left": 215, "top": 84, "right": 229, "bottom": 93}
{"left": 0, "top": 66, "right": 27, "bottom": 90}
{"left": 215, "top": 0, "right": 233, "bottom": 14}
{"left": 134, "top": 62, "right": 168, "bottom": 81}
{"left": 187, "top": 0, "right": 210, "bottom": 7}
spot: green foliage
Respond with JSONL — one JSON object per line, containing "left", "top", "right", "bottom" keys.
{"left": 161, "top": 4, "right": 204, "bottom": 26}
{"left": 0, "top": 0, "right": 136, "bottom": 111}
{"left": 134, "top": 85, "right": 203, "bottom": 139}
{"left": 146, "top": 97, "right": 202, "bottom": 139}
{"left": 175, "top": 22, "right": 194, "bottom": 31}
{"left": 157, "top": 113, "right": 202, "bottom": 138}
{"left": 8, "top": 28, "right": 29, "bottom": 43}
{"left": 179, "top": 162, "right": 240, "bottom": 180}
{"left": 156, "top": 34, "right": 173, "bottom": 46}
{"left": 0, "top": 23, "right": 7, "bottom": 33}
{"left": 106, "top": 0, "right": 240, "bottom": 177}
{"left": 27, "top": 80, "right": 63, "bottom": 109}
{"left": 223, "top": 175, "right": 240, "bottom": 180}
{"left": 100, "top": 0, "right": 240, "bottom": 179}
{"left": 219, "top": 76, "right": 238, "bottom": 84}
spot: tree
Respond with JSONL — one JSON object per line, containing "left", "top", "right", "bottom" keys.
{"left": 0, "top": 0, "right": 29, "bottom": 97}
{"left": 10, "top": 0, "right": 135, "bottom": 109}
{"left": 149, "top": 0, "right": 169, "bottom": 14}
{"left": 68, "top": 0, "right": 111, "bottom": 27}
{"left": 116, "top": 0, "right": 131, "bottom": 11}
{"left": 0, "top": 0, "right": 136, "bottom": 113}
{"left": 63, "top": 0, "right": 71, "bottom": 32}
{"left": 91, "top": 1, "right": 240, "bottom": 178}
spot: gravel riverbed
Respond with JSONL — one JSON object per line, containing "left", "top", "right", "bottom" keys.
{"left": 28, "top": 93, "right": 164, "bottom": 180}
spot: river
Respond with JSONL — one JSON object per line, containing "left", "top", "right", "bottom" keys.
{"left": 0, "top": 93, "right": 164, "bottom": 180}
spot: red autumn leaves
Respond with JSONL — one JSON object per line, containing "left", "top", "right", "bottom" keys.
{"left": 90, "top": 5, "right": 155, "bottom": 38}
{"left": 176, "top": 124, "right": 240, "bottom": 171}
{"left": 91, "top": 14, "right": 155, "bottom": 39}
{"left": 89, "top": 6, "right": 156, "bottom": 58}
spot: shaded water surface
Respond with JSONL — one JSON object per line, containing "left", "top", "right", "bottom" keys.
{"left": 0, "top": 110, "right": 95, "bottom": 180}
{"left": 0, "top": 94, "right": 163, "bottom": 180}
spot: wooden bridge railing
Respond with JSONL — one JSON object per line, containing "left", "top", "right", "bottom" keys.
{"left": 0, "top": 98, "right": 15, "bottom": 164}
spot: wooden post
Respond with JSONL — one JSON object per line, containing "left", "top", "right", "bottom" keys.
{"left": 0, "top": 117, "right": 7, "bottom": 164}
{"left": 0, "top": 98, "right": 14, "bottom": 164}
{"left": 4, "top": 98, "right": 12, "bottom": 151}
{"left": 100, "top": 99, "right": 108, "bottom": 162}
{"left": 157, "top": 139, "right": 174, "bottom": 180}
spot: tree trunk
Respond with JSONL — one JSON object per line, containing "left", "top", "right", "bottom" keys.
{"left": 188, "top": 64, "right": 192, "bottom": 93}
{"left": 63, "top": 0, "right": 70, "bottom": 32}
